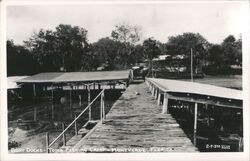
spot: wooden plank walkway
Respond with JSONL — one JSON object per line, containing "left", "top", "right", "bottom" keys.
{"left": 73, "top": 83, "right": 198, "bottom": 152}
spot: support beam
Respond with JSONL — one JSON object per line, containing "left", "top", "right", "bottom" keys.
{"left": 162, "top": 93, "right": 169, "bottom": 114}
{"left": 51, "top": 84, "right": 54, "bottom": 101}
{"left": 193, "top": 102, "right": 198, "bottom": 146}
{"left": 74, "top": 114, "right": 78, "bottom": 136}
{"left": 154, "top": 88, "right": 158, "bottom": 100}
{"left": 33, "top": 84, "right": 36, "bottom": 97}
{"left": 157, "top": 92, "right": 162, "bottom": 105}
{"left": 51, "top": 103, "right": 54, "bottom": 120}
{"left": 152, "top": 86, "right": 155, "bottom": 96}
{"left": 88, "top": 85, "right": 91, "bottom": 121}
{"left": 45, "top": 132, "right": 49, "bottom": 153}
{"left": 34, "top": 107, "right": 37, "bottom": 121}
{"left": 79, "top": 95, "right": 82, "bottom": 107}
{"left": 62, "top": 123, "right": 66, "bottom": 146}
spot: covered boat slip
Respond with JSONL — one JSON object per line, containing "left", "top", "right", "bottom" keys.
{"left": 15, "top": 70, "right": 131, "bottom": 96}
{"left": 16, "top": 70, "right": 131, "bottom": 83}
{"left": 146, "top": 78, "right": 243, "bottom": 150}
{"left": 146, "top": 78, "right": 242, "bottom": 110}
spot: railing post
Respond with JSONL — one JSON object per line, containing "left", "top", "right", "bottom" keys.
{"left": 62, "top": 123, "right": 66, "bottom": 146}
{"left": 45, "top": 132, "right": 49, "bottom": 153}
{"left": 88, "top": 85, "right": 91, "bottom": 121}
{"left": 74, "top": 114, "right": 78, "bottom": 136}
{"left": 194, "top": 102, "right": 198, "bottom": 147}
{"left": 162, "top": 92, "right": 169, "bottom": 114}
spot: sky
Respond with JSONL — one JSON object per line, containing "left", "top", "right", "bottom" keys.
{"left": 6, "top": 2, "right": 244, "bottom": 45}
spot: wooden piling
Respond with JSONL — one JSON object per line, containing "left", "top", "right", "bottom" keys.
{"left": 162, "top": 93, "right": 169, "bottom": 114}
{"left": 33, "top": 84, "right": 36, "bottom": 97}
{"left": 51, "top": 84, "right": 54, "bottom": 100}
{"left": 154, "top": 88, "right": 158, "bottom": 100}
{"left": 34, "top": 107, "right": 37, "bottom": 121}
{"left": 100, "top": 92, "right": 103, "bottom": 123}
{"left": 102, "top": 92, "right": 105, "bottom": 120}
{"left": 45, "top": 132, "right": 49, "bottom": 153}
{"left": 74, "top": 115, "right": 78, "bottom": 136}
{"left": 79, "top": 95, "right": 82, "bottom": 107}
{"left": 88, "top": 85, "right": 91, "bottom": 121}
{"left": 51, "top": 104, "right": 54, "bottom": 120}
{"left": 62, "top": 123, "right": 66, "bottom": 146}
{"left": 157, "top": 92, "right": 161, "bottom": 105}
{"left": 193, "top": 102, "right": 198, "bottom": 146}
{"left": 152, "top": 86, "right": 155, "bottom": 96}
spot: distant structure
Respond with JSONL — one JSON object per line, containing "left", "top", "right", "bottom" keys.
{"left": 150, "top": 54, "right": 204, "bottom": 79}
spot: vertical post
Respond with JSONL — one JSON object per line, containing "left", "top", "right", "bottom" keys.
{"left": 62, "top": 123, "right": 66, "bottom": 146}
{"left": 98, "top": 83, "right": 101, "bottom": 90}
{"left": 51, "top": 103, "right": 54, "bottom": 120}
{"left": 193, "top": 102, "right": 198, "bottom": 146}
{"left": 205, "top": 104, "right": 210, "bottom": 126}
{"left": 34, "top": 107, "right": 37, "bottom": 121}
{"left": 154, "top": 88, "right": 158, "bottom": 100}
{"left": 191, "top": 48, "right": 194, "bottom": 82}
{"left": 33, "top": 84, "right": 36, "bottom": 97}
{"left": 100, "top": 92, "right": 103, "bottom": 123}
{"left": 238, "top": 137, "right": 243, "bottom": 152}
{"left": 157, "top": 93, "right": 162, "bottom": 105}
{"left": 51, "top": 84, "right": 54, "bottom": 101}
{"left": 102, "top": 91, "right": 105, "bottom": 120}
{"left": 45, "top": 132, "right": 49, "bottom": 153}
{"left": 79, "top": 95, "right": 82, "bottom": 107}
{"left": 69, "top": 86, "right": 73, "bottom": 119}
{"left": 162, "top": 93, "right": 169, "bottom": 114}
{"left": 69, "top": 86, "right": 72, "bottom": 108}
{"left": 88, "top": 85, "right": 91, "bottom": 121}
{"left": 152, "top": 86, "right": 155, "bottom": 96}
{"left": 74, "top": 114, "right": 78, "bottom": 136}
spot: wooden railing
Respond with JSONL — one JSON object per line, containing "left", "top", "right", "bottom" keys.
{"left": 46, "top": 89, "right": 105, "bottom": 153}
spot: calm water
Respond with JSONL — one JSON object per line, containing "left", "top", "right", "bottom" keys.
{"left": 8, "top": 75, "right": 242, "bottom": 152}
{"left": 8, "top": 89, "right": 123, "bottom": 151}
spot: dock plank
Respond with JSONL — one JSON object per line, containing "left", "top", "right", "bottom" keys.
{"left": 73, "top": 83, "right": 198, "bottom": 152}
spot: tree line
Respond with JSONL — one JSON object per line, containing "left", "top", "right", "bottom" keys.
{"left": 7, "top": 23, "right": 242, "bottom": 76}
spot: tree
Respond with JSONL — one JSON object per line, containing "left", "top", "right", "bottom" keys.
{"left": 25, "top": 24, "right": 90, "bottom": 72}
{"left": 7, "top": 40, "right": 38, "bottom": 76}
{"left": 142, "top": 38, "right": 161, "bottom": 76}
{"left": 92, "top": 37, "right": 122, "bottom": 70}
{"left": 111, "top": 22, "right": 142, "bottom": 67}
{"left": 166, "top": 32, "right": 210, "bottom": 72}
{"left": 221, "top": 35, "right": 242, "bottom": 66}
{"left": 207, "top": 44, "right": 224, "bottom": 68}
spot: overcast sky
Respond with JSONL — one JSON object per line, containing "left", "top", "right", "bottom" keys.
{"left": 6, "top": 2, "right": 244, "bottom": 45}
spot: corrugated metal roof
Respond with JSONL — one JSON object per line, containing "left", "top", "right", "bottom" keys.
{"left": 16, "top": 70, "right": 130, "bottom": 83}
{"left": 147, "top": 78, "right": 242, "bottom": 100}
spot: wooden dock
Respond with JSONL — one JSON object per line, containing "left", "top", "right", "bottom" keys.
{"left": 72, "top": 82, "right": 198, "bottom": 152}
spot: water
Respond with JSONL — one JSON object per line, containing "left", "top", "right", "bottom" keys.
{"left": 172, "top": 75, "right": 243, "bottom": 152}
{"left": 8, "top": 89, "right": 123, "bottom": 152}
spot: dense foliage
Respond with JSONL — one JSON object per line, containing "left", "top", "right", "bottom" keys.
{"left": 7, "top": 23, "right": 242, "bottom": 76}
